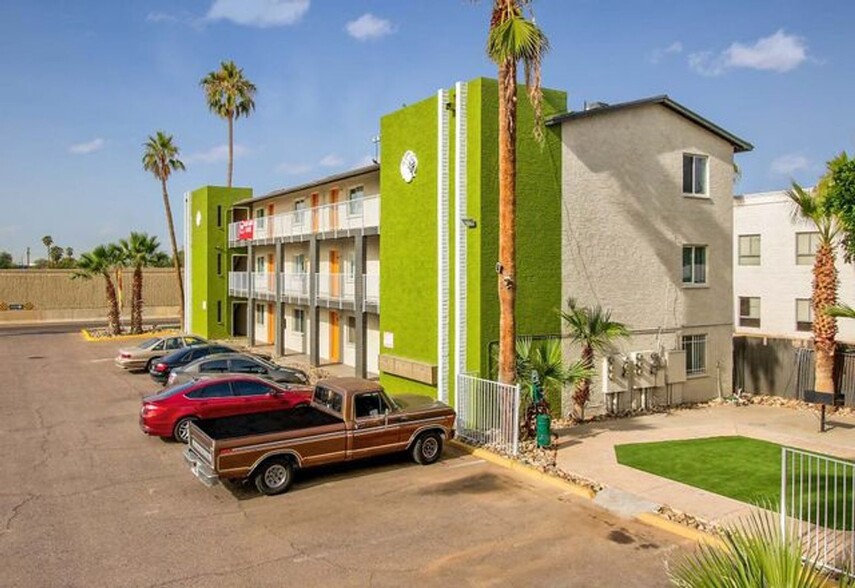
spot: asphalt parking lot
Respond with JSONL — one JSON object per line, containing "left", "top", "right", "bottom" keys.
{"left": 0, "top": 327, "right": 691, "bottom": 587}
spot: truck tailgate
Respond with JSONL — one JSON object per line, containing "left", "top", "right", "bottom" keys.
{"left": 184, "top": 422, "right": 218, "bottom": 486}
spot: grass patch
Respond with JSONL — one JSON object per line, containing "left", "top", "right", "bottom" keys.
{"left": 615, "top": 436, "right": 855, "bottom": 529}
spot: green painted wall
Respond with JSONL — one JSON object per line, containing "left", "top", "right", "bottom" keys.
{"left": 189, "top": 186, "right": 252, "bottom": 339}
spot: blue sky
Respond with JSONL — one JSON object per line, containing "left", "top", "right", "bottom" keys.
{"left": 0, "top": 0, "right": 853, "bottom": 261}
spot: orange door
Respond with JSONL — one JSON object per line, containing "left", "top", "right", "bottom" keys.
{"left": 329, "top": 311, "right": 340, "bottom": 362}
{"left": 330, "top": 187, "right": 339, "bottom": 230}
{"left": 329, "top": 250, "right": 340, "bottom": 297}
{"left": 311, "top": 192, "right": 319, "bottom": 232}
{"left": 267, "top": 303, "right": 275, "bottom": 343}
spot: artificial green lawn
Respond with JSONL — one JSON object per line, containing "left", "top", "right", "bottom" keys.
{"left": 616, "top": 436, "right": 855, "bottom": 530}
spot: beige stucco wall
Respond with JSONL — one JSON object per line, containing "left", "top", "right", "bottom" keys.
{"left": 560, "top": 103, "right": 736, "bottom": 407}
{"left": 0, "top": 268, "right": 180, "bottom": 322}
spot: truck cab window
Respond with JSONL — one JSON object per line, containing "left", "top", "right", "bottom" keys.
{"left": 314, "top": 387, "right": 343, "bottom": 415}
{"left": 354, "top": 392, "right": 388, "bottom": 419}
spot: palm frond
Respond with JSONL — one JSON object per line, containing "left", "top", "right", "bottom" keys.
{"left": 827, "top": 304, "right": 855, "bottom": 320}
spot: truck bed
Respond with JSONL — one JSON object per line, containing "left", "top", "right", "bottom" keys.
{"left": 196, "top": 406, "right": 341, "bottom": 440}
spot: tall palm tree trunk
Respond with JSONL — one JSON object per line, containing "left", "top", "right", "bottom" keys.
{"left": 574, "top": 345, "right": 594, "bottom": 420}
{"left": 160, "top": 178, "right": 185, "bottom": 328}
{"left": 132, "top": 266, "right": 143, "bottom": 334}
{"left": 227, "top": 115, "right": 234, "bottom": 188}
{"left": 104, "top": 275, "right": 122, "bottom": 336}
{"left": 497, "top": 58, "right": 518, "bottom": 385}
{"left": 813, "top": 243, "right": 838, "bottom": 393}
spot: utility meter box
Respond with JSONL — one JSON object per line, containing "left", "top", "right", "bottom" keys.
{"left": 665, "top": 350, "right": 687, "bottom": 384}
{"left": 601, "top": 354, "right": 631, "bottom": 394}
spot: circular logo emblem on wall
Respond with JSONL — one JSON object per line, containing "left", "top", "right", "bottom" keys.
{"left": 400, "top": 150, "right": 418, "bottom": 183}
{"left": 195, "top": 210, "right": 202, "bottom": 227}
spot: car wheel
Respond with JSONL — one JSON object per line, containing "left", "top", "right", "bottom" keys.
{"left": 145, "top": 358, "right": 156, "bottom": 372}
{"left": 411, "top": 431, "right": 443, "bottom": 465}
{"left": 172, "top": 417, "right": 197, "bottom": 444}
{"left": 254, "top": 458, "right": 294, "bottom": 496}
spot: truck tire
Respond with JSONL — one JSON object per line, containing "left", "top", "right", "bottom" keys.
{"left": 411, "top": 431, "right": 443, "bottom": 465}
{"left": 172, "top": 417, "right": 197, "bottom": 444}
{"left": 254, "top": 458, "right": 294, "bottom": 496}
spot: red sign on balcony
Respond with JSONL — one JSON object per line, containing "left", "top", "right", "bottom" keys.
{"left": 237, "top": 219, "right": 254, "bottom": 240}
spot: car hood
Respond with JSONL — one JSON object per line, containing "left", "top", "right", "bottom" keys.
{"left": 392, "top": 394, "right": 450, "bottom": 412}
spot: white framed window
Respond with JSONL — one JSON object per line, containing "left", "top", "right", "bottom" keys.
{"left": 682, "top": 245, "right": 707, "bottom": 285}
{"left": 293, "top": 309, "right": 305, "bottom": 334}
{"left": 796, "top": 298, "right": 813, "bottom": 332}
{"left": 682, "top": 153, "right": 708, "bottom": 196}
{"left": 254, "top": 208, "right": 265, "bottom": 219}
{"left": 255, "top": 303, "right": 265, "bottom": 326}
{"left": 738, "top": 235, "right": 761, "bottom": 266}
{"left": 796, "top": 232, "right": 821, "bottom": 265}
{"left": 739, "top": 297, "right": 761, "bottom": 328}
{"left": 255, "top": 256, "right": 266, "bottom": 273}
{"left": 294, "top": 199, "right": 306, "bottom": 225}
{"left": 293, "top": 254, "right": 306, "bottom": 274}
{"left": 682, "top": 334, "right": 707, "bottom": 377}
{"left": 346, "top": 316, "right": 356, "bottom": 345}
{"left": 348, "top": 186, "right": 364, "bottom": 216}
{"left": 345, "top": 252, "right": 356, "bottom": 283}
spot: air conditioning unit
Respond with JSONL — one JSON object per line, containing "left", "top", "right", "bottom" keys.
{"left": 665, "top": 350, "right": 687, "bottom": 384}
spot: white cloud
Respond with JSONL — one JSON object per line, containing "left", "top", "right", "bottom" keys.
{"left": 146, "top": 12, "right": 180, "bottom": 24}
{"left": 205, "top": 0, "right": 309, "bottom": 28}
{"left": 319, "top": 154, "right": 344, "bottom": 168}
{"left": 185, "top": 144, "right": 248, "bottom": 164}
{"left": 689, "top": 30, "right": 808, "bottom": 76}
{"left": 346, "top": 13, "right": 394, "bottom": 41}
{"left": 770, "top": 154, "right": 811, "bottom": 176}
{"left": 649, "top": 41, "right": 682, "bottom": 64}
{"left": 69, "top": 138, "right": 105, "bottom": 155}
{"left": 276, "top": 161, "right": 312, "bottom": 175}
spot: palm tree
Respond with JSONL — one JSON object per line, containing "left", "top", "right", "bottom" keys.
{"left": 787, "top": 182, "right": 841, "bottom": 395}
{"left": 485, "top": 0, "right": 549, "bottom": 384}
{"left": 41, "top": 235, "right": 53, "bottom": 266}
{"left": 65, "top": 247, "right": 74, "bottom": 260}
{"left": 120, "top": 232, "right": 161, "bottom": 334}
{"left": 49, "top": 245, "right": 63, "bottom": 266}
{"left": 561, "top": 299, "right": 629, "bottom": 420}
{"left": 200, "top": 60, "right": 256, "bottom": 187}
{"left": 73, "top": 244, "right": 124, "bottom": 336}
{"left": 515, "top": 337, "right": 590, "bottom": 419}
{"left": 142, "top": 132, "right": 186, "bottom": 328}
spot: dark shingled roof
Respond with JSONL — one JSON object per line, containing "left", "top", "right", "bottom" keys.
{"left": 234, "top": 163, "right": 380, "bottom": 206}
{"left": 547, "top": 95, "right": 753, "bottom": 153}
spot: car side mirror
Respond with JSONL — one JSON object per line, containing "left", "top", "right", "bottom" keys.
{"left": 269, "top": 389, "right": 283, "bottom": 397}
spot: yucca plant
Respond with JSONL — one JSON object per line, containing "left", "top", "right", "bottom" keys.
{"left": 514, "top": 337, "right": 590, "bottom": 419}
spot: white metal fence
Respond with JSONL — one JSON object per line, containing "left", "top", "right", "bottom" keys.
{"left": 455, "top": 374, "right": 521, "bottom": 456}
{"left": 781, "top": 447, "right": 855, "bottom": 576}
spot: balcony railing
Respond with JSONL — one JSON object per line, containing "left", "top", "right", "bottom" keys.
{"left": 253, "top": 272, "right": 276, "bottom": 297}
{"left": 364, "top": 274, "right": 380, "bottom": 309}
{"left": 316, "top": 273, "right": 356, "bottom": 305}
{"left": 228, "top": 196, "right": 380, "bottom": 244}
{"left": 229, "top": 271, "right": 377, "bottom": 311}
{"left": 228, "top": 271, "right": 249, "bottom": 296}
{"left": 281, "top": 273, "right": 309, "bottom": 298}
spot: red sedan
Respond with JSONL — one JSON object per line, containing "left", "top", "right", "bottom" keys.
{"left": 140, "top": 376, "right": 312, "bottom": 443}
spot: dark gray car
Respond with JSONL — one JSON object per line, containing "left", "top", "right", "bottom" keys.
{"left": 166, "top": 353, "right": 310, "bottom": 388}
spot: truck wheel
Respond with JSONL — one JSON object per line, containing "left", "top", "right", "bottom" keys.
{"left": 411, "top": 431, "right": 443, "bottom": 465}
{"left": 254, "top": 458, "right": 294, "bottom": 496}
{"left": 172, "top": 417, "right": 197, "bottom": 444}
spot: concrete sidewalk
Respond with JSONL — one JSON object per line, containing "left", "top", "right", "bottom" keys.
{"left": 554, "top": 403, "right": 855, "bottom": 526}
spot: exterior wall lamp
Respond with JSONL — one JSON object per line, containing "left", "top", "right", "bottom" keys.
{"left": 461, "top": 218, "right": 477, "bottom": 229}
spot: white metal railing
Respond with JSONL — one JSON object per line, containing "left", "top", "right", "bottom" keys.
{"left": 280, "top": 273, "right": 309, "bottom": 298}
{"left": 228, "top": 196, "right": 380, "bottom": 243}
{"left": 455, "top": 374, "right": 521, "bottom": 456}
{"left": 316, "top": 273, "right": 356, "bottom": 306}
{"left": 253, "top": 272, "right": 275, "bottom": 296}
{"left": 228, "top": 271, "right": 248, "bottom": 296}
{"left": 781, "top": 447, "right": 855, "bottom": 577}
{"left": 363, "top": 274, "right": 380, "bottom": 309}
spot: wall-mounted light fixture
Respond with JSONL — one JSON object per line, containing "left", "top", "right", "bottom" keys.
{"left": 461, "top": 217, "right": 477, "bottom": 229}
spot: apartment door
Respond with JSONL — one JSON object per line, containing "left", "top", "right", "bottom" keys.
{"left": 329, "top": 311, "right": 340, "bottom": 362}
{"left": 329, "top": 250, "right": 340, "bottom": 297}
{"left": 329, "top": 187, "right": 339, "bottom": 230}
{"left": 311, "top": 192, "right": 320, "bottom": 232}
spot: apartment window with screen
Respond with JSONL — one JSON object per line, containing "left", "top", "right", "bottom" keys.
{"left": 682, "top": 245, "right": 707, "bottom": 285}
{"left": 796, "top": 298, "right": 813, "bottom": 332}
{"left": 682, "top": 334, "right": 707, "bottom": 377}
{"left": 216, "top": 252, "right": 222, "bottom": 276}
{"left": 293, "top": 309, "right": 305, "bottom": 334}
{"left": 682, "top": 153, "right": 708, "bottom": 196}
{"left": 796, "top": 232, "right": 821, "bottom": 265}
{"left": 255, "top": 303, "right": 265, "bottom": 326}
{"left": 739, "top": 297, "right": 761, "bottom": 328}
{"left": 738, "top": 235, "right": 761, "bottom": 266}
{"left": 348, "top": 186, "right": 364, "bottom": 216}
{"left": 216, "top": 300, "right": 222, "bottom": 324}
{"left": 216, "top": 205, "right": 222, "bottom": 227}
{"left": 346, "top": 316, "right": 356, "bottom": 344}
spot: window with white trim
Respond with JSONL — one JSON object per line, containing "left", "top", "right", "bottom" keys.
{"left": 345, "top": 252, "right": 356, "bottom": 283}
{"left": 738, "top": 235, "right": 761, "bottom": 266}
{"left": 255, "top": 303, "right": 265, "bottom": 326}
{"left": 682, "top": 153, "right": 708, "bottom": 196}
{"left": 346, "top": 316, "right": 356, "bottom": 345}
{"left": 682, "top": 334, "right": 707, "bottom": 377}
{"left": 739, "top": 297, "right": 761, "bottom": 328}
{"left": 796, "top": 298, "right": 813, "bottom": 332}
{"left": 293, "top": 309, "right": 305, "bottom": 334}
{"left": 796, "top": 232, "right": 821, "bottom": 265}
{"left": 348, "top": 186, "right": 364, "bottom": 216}
{"left": 294, "top": 199, "right": 306, "bottom": 225}
{"left": 682, "top": 245, "right": 707, "bottom": 285}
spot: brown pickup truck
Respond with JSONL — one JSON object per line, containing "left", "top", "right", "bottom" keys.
{"left": 183, "top": 377, "right": 456, "bottom": 495}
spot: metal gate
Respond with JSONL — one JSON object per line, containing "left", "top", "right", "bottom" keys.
{"left": 455, "top": 374, "right": 521, "bottom": 456}
{"left": 781, "top": 446, "right": 855, "bottom": 576}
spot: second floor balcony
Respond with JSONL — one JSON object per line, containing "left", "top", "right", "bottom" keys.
{"left": 228, "top": 196, "right": 380, "bottom": 245}
{"left": 228, "top": 271, "right": 379, "bottom": 312}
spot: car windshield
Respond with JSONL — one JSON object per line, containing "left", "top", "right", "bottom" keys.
{"left": 137, "top": 338, "right": 159, "bottom": 349}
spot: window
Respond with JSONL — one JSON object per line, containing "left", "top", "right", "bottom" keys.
{"left": 199, "top": 359, "right": 229, "bottom": 373}
{"left": 682, "top": 334, "right": 707, "bottom": 377}
{"left": 346, "top": 316, "right": 356, "bottom": 344}
{"left": 231, "top": 358, "right": 267, "bottom": 375}
{"left": 294, "top": 199, "right": 306, "bottom": 225}
{"left": 739, "top": 297, "right": 761, "bottom": 328}
{"left": 682, "top": 153, "right": 708, "bottom": 195}
{"left": 354, "top": 392, "right": 389, "bottom": 419}
{"left": 256, "top": 303, "right": 266, "bottom": 326}
{"left": 255, "top": 256, "right": 266, "bottom": 273}
{"left": 188, "top": 381, "right": 233, "bottom": 399}
{"left": 682, "top": 245, "right": 707, "bottom": 285}
{"left": 255, "top": 208, "right": 265, "bottom": 219}
{"left": 278, "top": 368, "right": 309, "bottom": 385}
{"left": 738, "top": 235, "right": 761, "bottom": 266}
{"left": 345, "top": 252, "right": 356, "bottom": 283}
{"left": 216, "top": 300, "right": 222, "bottom": 324}
{"left": 217, "top": 253, "right": 222, "bottom": 276}
{"left": 293, "top": 254, "right": 306, "bottom": 274}
{"left": 152, "top": 341, "right": 165, "bottom": 351}
{"left": 232, "top": 380, "right": 272, "bottom": 397}
{"left": 796, "top": 298, "right": 813, "bottom": 332}
{"left": 217, "top": 205, "right": 222, "bottom": 228}
{"left": 314, "top": 387, "right": 343, "bottom": 415}
{"left": 164, "top": 337, "right": 182, "bottom": 350}
{"left": 796, "top": 232, "right": 821, "bottom": 265}
{"left": 348, "top": 186, "right": 364, "bottom": 216}
{"left": 293, "top": 309, "right": 305, "bottom": 333}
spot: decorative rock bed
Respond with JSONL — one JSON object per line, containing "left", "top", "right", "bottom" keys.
{"left": 82, "top": 324, "right": 179, "bottom": 340}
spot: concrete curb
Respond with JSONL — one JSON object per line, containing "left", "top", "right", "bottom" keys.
{"left": 449, "top": 439, "right": 724, "bottom": 547}
{"left": 80, "top": 328, "right": 178, "bottom": 342}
